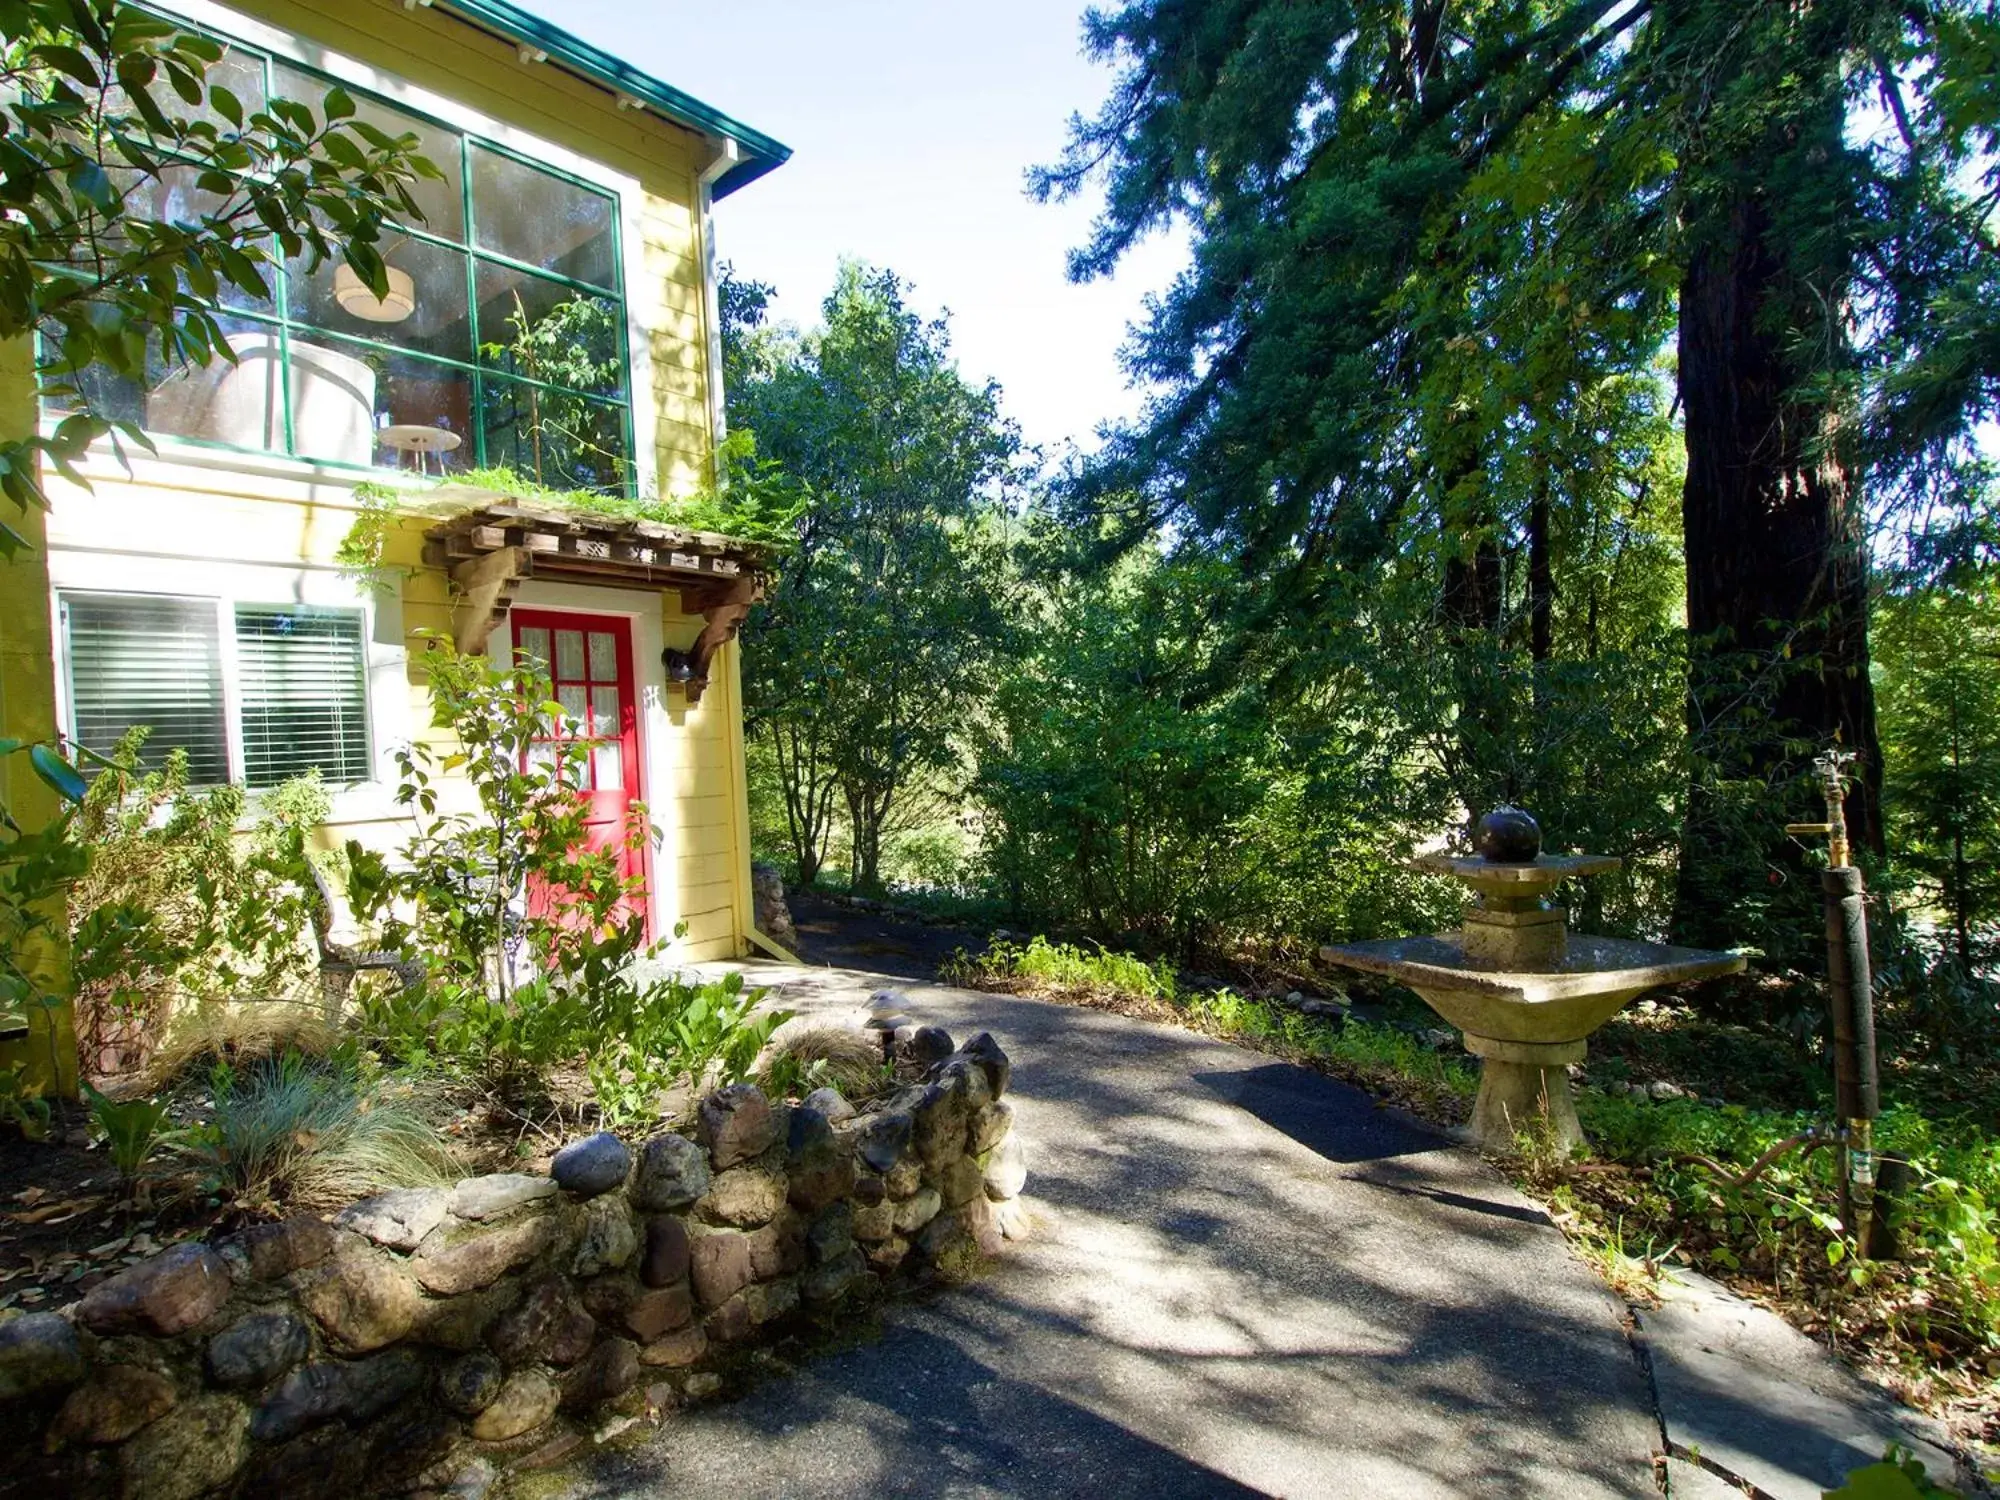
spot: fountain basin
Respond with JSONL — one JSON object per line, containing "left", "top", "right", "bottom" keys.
{"left": 1319, "top": 843, "right": 1745, "bottom": 1154}
{"left": 1316, "top": 933, "right": 1746, "bottom": 1047}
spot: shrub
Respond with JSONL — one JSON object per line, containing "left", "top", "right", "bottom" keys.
{"left": 943, "top": 935, "right": 1178, "bottom": 1005}
{"left": 757, "top": 1021, "right": 886, "bottom": 1102}
{"left": 585, "top": 969, "right": 789, "bottom": 1128}
{"left": 343, "top": 642, "right": 652, "bottom": 1094}
{"left": 196, "top": 1050, "right": 458, "bottom": 1210}
{"left": 66, "top": 732, "right": 324, "bottom": 1075}
{"left": 345, "top": 644, "right": 793, "bottom": 1123}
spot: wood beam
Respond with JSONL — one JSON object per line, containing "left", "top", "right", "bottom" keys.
{"left": 667, "top": 575, "right": 761, "bottom": 703}
{"left": 449, "top": 545, "right": 529, "bottom": 655}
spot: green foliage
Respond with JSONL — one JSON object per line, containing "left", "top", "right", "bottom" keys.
{"left": 0, "top": 0, "right": 440, "bottom": 551}
{"left": 1024, "top": 0, "right": 2000, "bottom": 978}
{"left": 728, "top": 262, "right": 1021, "bottom": 892}
{"left": 65, "top": 730, "right": 323, "bottom": 1074}
{"left": 1825, "top": 1446, "right": 1960, "bottom": 1499}
{"left": 195, "top": 1049, "right": 456, "bottom": 1209}
{"left": 477, "top": 289, "right": 627, "bottom": 492}
{"left": 333, "top": 431, "right": 804, "bottom": 596}
{"left": 79, "top": 1081, "right": 179, "bottom": 1185}
{"left": 0, "top": 737, "right": 95, "bottom": 1084}
{"left": 347, "top": 643, "right": 785, "bottom": 1120}
{"left": 1554, "top": 1089, "right": 2000, "bottom": 1364}
{"left": 0, "top": 1061, "right": 51, "bottom": 1140}
{"left": 344, "top": 640, "right": 654, "bottom": 1090}
{"left": 1876, "top": 568, "right": 2000, "bottom": 974}
{"left": 945, "top": 934, "right": 1178, "bottom": 1005}
{"left": 332, "top": 481, "right": 414, "bottom": 595}
{"left": 586, "top": 970, "right": 788, "bottom": 1128}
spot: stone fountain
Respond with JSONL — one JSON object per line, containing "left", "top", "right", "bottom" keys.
{"left": 1319, "top": 809, "right": 1745, "bottom": 1152}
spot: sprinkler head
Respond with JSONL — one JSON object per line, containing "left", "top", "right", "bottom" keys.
{"left": 1475, "top": 806, "right": 1542, "bottom": 863}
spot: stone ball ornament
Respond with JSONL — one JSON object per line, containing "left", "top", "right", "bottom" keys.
{"left": 1475, "top": 805, "right": 1542, "bottom": 863}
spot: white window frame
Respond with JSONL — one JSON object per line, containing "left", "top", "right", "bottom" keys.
{"left": 54, "top": 0, "right": 663, "bottom": 500}
{"left": 48, "top": 551, "right": 414, "bottom": 827}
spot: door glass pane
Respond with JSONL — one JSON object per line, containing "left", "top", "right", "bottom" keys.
{"left": 589, "top": 685, "right": 619, "bottom": 738}
{"left": 286, "top": 231, "right": 472, "bottom": 363}
{"left": 470, "top": 145, "right": 616, "bottom": 288}
{"left": 554, "top": 630, "right": 584, "bottom": 681}
{"left": 474, "top": 262, "right": 623, "bottom": 397}
{"left": 515, "top": 626, "right": 550, "bottom": 671}
{"left": 272, "top": 63, "right": 465, "bottom": 241}
{"left": 556, "top": 683, "right": 586, "bottom": 730}
{"left": 587, "top": 632, "right": 617, "bottom": 682}
{"left": 593, "top": 741, "right": 622, "bottom": 791}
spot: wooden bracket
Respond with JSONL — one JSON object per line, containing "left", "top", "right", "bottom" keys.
{"left": 667, "top": 575, "right": 761, "bottom": 703}
{"left": 449, "top": 545, "right": 529, "bottom": 655}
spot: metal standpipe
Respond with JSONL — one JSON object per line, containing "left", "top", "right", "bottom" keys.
{"left": 1824, "top": 863, "right": 1880, "bottom": 1254}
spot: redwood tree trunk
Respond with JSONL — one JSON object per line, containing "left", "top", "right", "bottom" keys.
{"left": 1671, "top": 188, "right": 1884, "bottom": 952}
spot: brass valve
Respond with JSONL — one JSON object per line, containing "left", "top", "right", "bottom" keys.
{"left": 1786, "top": 748, "right": 1857, "bottom": 870}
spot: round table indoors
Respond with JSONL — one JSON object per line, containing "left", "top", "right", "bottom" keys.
{"left": 380, "top": 424, "right": 463, "bottom": 475}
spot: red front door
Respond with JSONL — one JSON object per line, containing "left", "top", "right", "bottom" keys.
{"left": 510, "top": 609, "right": 649, "bottom": 939}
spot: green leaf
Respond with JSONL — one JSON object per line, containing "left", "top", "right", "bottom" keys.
{"left": 33, "top": 44, "right": 101, "bottom": 89}
{"left": 27, "top": 744, "right": 86, "bottom": 803}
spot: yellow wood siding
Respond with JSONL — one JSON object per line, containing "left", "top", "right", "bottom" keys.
{"left": 0, "top": 336, "right": 80, "bottom": 1094}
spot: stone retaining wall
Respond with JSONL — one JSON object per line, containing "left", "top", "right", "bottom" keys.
{"left": 0, "top": 1029, "right": 1025, "bottom": 1500}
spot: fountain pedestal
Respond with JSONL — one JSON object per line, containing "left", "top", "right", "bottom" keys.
{"left": 1320, "top": 842, "right": 1744, "bottom": 1154}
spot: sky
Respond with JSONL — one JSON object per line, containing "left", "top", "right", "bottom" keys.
{"left": 514, "top": 0, "right": 1188, "bottom": 456}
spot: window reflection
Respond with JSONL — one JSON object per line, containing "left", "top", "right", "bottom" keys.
{"left": 474, "top": 261, "right": 622, "bottom": 397}
{"left": 470, "top": 144, "right": 616, "bottom": 289}
{"left": 479, "top": 379, "right": 626, "bottom": 494}
{"left": 286, "top": 231, "right": 472, "bottom": 363}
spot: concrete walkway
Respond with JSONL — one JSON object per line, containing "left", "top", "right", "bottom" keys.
{"left": 1643, "top": 1269, "right": 1965, "bottom": 1498}
{"left": 542, "top": 964, "right": 1661, "bottom": 1498}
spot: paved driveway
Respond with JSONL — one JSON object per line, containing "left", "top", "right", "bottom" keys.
{"left": 545, "top": 965, "right": 1659, "bottom": 1499}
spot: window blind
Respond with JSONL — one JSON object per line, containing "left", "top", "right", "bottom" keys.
{"left": 235, "top": 605, "right": 370, "bottom": 788}
{"left": 61, "top": 593, "right": 229, "bottom": 783}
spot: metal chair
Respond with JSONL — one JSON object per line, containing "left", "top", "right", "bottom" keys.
{"left": 305, "top": 858, "right": 424, "bottom": 1023}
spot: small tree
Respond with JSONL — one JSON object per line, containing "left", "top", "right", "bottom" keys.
{"left": 345, "top": 643, "right": 784, "bottom": 1117}
{"left": 344, "top": 643, "right": 647, "bottom": 1086}
{"left": 729, "top": 263, "right": 1021, "bottom": 892}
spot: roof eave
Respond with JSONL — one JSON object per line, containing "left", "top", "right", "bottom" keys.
{"left": 425, "top": 0, "right": 791, "bottom": 191}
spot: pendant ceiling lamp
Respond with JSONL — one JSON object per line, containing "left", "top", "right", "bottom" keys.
{"left": 333, "top": 263, "right": 416, "bottom": 323}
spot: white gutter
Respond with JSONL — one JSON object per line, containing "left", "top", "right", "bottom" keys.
{"left": 697, "top": 137, "right": 741, "bottom": 488}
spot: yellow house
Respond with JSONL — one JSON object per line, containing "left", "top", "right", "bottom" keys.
{"left": 0, "top": 0, "right": 793, "bottom": 1087}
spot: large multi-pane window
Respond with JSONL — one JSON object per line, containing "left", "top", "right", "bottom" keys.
{"left": 57, "top": 29, "right": 633, "bottom": 493}
{"left": 60, "top": 593, "right": 371, "bottom": 789}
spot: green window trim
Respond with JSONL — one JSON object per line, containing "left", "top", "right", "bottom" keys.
{"left": 44, "top": 7, "right": 640, "bottom": 497}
